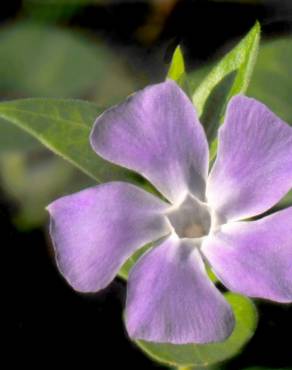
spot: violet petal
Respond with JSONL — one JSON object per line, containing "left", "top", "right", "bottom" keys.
{"left": 207, "top": 95, "right": 292, "bottom": 222}
{"left": 202, "top": 207, "right": 292, "bottom": 303}
{"left": 90, "top": 81, "right": 209, "bottom": 204}
{"left": 47, "top": 182, "right": 170, "bottom": 292}
{"left": 126, "top": 236, "right": 234, "bottom": 344}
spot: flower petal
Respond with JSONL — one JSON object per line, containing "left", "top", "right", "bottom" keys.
{"left": 207, "top": 95, "right": 292, "bottom": 221}
{"left": 90, "top": 81, "right": 209, "bottom": 204}
{"left": 126, "top": 236, "right": 234, "bottom": 344}
{"left": 47, "top": 182, "right": 170, "bottom": 292}
{"left": 202, "top": 207, "right": 292, "bottom": 303}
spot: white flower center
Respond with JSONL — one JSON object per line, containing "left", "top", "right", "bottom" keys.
{"left": 166, "top": 194, "right": 211, "bottom": 239}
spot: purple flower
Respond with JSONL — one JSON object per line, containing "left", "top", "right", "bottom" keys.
{"left": 47, "top": 81, "right": 292, "bottom": 344}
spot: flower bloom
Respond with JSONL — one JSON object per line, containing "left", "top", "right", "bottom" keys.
{"left": 48, "top": 81, "right": 292, "bottom": 344}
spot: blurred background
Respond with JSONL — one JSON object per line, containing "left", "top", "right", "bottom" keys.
{"left": 4, "top": 0, "right": 292, "bottom": 368}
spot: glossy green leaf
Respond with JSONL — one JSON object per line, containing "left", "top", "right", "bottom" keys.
{"left": 0, "top": 117, "right": 38, "bottom": 152}
{"left": 0, "top": 98, "right": 136, "bottom": 183}
{"left": 167, "top": 46, "right": 185, "bottom": 81}
{"left": 135, "top": 293, "right": 258, "bottom": 367}
{"left": 167, "top": 46, "right": 188, "bottom": 90}
{"left": 191, "top": 22, "right": 260, "bottom": 158}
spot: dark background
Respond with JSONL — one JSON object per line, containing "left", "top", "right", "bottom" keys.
{"left": 4, "top": 1, "right": 292, "bottom": 368}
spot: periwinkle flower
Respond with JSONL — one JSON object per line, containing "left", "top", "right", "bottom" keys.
{"left": 47, "top": 81, "right": 292, "bottom": 344}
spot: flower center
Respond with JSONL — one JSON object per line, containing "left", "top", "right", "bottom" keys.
{"left": 167, "top": 194, "right": 211, "bottom": 239}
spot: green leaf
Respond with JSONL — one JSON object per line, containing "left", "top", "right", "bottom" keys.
{"left": 167, "top": 45, "right": 185, "bottom": 81}
{"left": 135, "top": 293, "right": 258, "bottom": 367}
{"left": 0, "top": 117, "right": 38, "bottom": 152}
{"left": 0, "top": 98, "right": 136, "bottom": 183}
{"left": 167, "top": 45, "right": 190, "bottom": 95}
{"left": 191, "top": 22, "right": 260, "bottom": 159}
{"left": 167, "top": 46, "right": 187, "bottom": 87}
{"left": 0, "top": 21, "right": 134, "bottom": 100}
{"left": 0, "top": 22, "right": 97, "bottom": 96}
{"left": 247, "top": 37, "right": 292, "bottom": 126}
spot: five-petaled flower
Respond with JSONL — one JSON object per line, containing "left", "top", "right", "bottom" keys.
{"left": 47, "top": 81, "right": 292, "bottom": 345}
